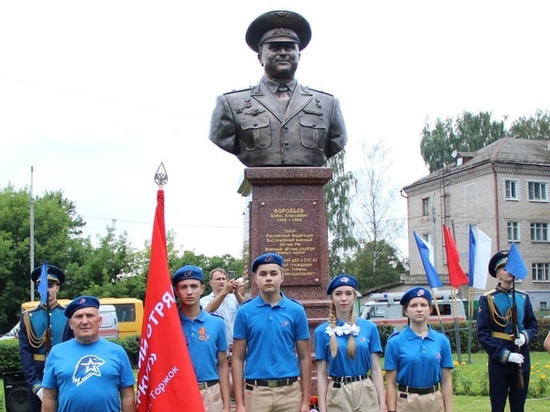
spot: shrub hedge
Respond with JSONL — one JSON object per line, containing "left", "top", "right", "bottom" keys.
{"left": 1, "top": 318, "right": 548, "bottom": 374}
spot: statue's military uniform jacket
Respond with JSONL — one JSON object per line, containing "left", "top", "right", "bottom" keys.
{"left": 18, "top": 303, "right": 69, "bottom": 394}
{"left": 476, "top": 285, "right": 538, "bottom": 374}
{"left": 209, "top": 79, "right": 347, "bottom": 167}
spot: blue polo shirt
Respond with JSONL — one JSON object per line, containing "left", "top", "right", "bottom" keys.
{"left": 315, "top": 318, "right": 382, "bottom": 377}
{"left": 384, "top": 326, "right": 453, "bottom": 387}
{"left": 179, "top": 308, "right": 227, "bottom": 382}
{"left": 233, "top": 293, "right": 309, "bottom": 380}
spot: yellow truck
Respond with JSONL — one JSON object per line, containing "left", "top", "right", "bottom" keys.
{"left": 20, "top": 297, "right": 143, "bottom": 338}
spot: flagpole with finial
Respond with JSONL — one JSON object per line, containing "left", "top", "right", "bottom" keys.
{"left": 155, "top": 162, "right": 168, "bottom": 188}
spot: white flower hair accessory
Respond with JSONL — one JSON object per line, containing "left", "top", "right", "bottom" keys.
{"left": 325, "top": 323, "right": 360, "bottom": 337}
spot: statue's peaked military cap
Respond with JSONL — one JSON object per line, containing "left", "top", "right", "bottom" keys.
{"left": 246, "top": 10, "right": 312, "bottom": 52}
{"left": 31, "top": 265, "right": 65, "bottom": 285}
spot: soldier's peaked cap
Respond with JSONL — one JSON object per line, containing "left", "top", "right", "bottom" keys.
{"left": 246, "top": 10, "right": 311, "bottom": 52}
{"left": 31, "top": 265, "right": 65, "bottom": 285}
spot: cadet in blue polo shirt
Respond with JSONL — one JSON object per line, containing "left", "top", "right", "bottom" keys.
{"left": 384, "top": 287, "right": 454, "bottom": 412}
{"left": 314, "top": 274, "right": 386, "bottom": 412}
{"left": 232, "top": 252, "right": 311, "bottom": 412}
{"left": 172, "top": 265, "right": 230, "bottom": 412}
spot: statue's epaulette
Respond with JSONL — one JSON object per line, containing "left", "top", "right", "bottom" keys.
{"left": 387, "top": 330, "right": 400, "bottom": 341}
{"left": 223, "top": 86, "right": 253, "bottom": 96}
{"left": 304, "top": 85, "right": 334, "bottom": 97}
{"left": 483, "top": 289, "right": 497, "bottom": 297}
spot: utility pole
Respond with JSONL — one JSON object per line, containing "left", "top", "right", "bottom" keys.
{"left": 30, "top": 166, "right": 35, "bottom": 301}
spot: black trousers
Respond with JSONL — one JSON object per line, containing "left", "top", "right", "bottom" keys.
{"left": 489, "top": 370, "right": 530, "bottom": 412}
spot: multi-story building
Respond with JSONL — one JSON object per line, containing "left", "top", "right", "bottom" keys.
{"left": 401, "top": 138, "right": 550, "bottom": 310}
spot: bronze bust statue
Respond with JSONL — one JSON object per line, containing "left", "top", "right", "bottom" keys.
{"left": 209, "top": 10, "right": 347, "bottom": 167}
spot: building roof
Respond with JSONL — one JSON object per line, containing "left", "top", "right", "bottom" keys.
{"left": 403, "top": 138, "right": 550, "bottom": 191}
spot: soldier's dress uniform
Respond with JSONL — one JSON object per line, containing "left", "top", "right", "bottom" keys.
{"left": 18, "top": 265, "right": 71, "bottom": 412}
{"left": 477, "top": 250, "right": 538, "bottom": 412}
{"left": 477, "top": 286, "right": 537, "bottom": 411}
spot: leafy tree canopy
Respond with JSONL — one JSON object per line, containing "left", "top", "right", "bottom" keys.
{"left": 421, "top": 109, "right": 550, "bottom": 172}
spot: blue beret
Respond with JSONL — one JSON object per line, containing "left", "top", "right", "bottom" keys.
{"left": 400, "top": 287, "right": 432, "bottom": 306}
{"left": 172, "top": 265, "right": 204, "bottom": 284}
{"left": 31, "top": 265, "right": 65, "bottom": 285}
{"left": 65, "top": 296, "right": 100, "bottom": 318}
{"left": 326, "top": 274, "right": 359, "bottom": 295}
{"left": 251, "top": 252, "right": 284, "bottom": 273}
{"left": 488, "top": 250, "right": 508, "bottom": 277}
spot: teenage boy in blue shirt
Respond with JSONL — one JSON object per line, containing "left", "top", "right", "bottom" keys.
{"left": 232, "top": 252, "right": 311, "bottom": 412}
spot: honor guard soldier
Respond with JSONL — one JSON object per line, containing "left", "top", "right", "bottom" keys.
{"left": 477, "top": 250, "right": 538, "bottom": 412}
{"left": 209, "top": 10, "right": 347, "bottom": 167}
{"left": 18, "top": 265, "right": 71, "bottom": 412}
{"left": 385, "top": 287, "right": 454, "bottom": 412}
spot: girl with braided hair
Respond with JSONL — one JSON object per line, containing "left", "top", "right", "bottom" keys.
{"left": 314, "top": 275, "right": 385, "bottom": 412}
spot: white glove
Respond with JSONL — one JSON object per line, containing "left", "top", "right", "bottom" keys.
{"left": 508, "top": 353, "right": 524, "bottom": 364}
{"left": 514, "top": 332, "right": 526, "bottom": 348}
{"left": 36, "top": 387, "right": 44, "bottom": 401}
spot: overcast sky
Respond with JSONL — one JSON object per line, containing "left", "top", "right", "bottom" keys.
{"left": 2, "top": 1, "right": 549, "bottom": 258}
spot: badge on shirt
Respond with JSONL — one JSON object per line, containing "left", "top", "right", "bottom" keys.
{"left": 198, "top": 326, "right": 210, "bottom": 342}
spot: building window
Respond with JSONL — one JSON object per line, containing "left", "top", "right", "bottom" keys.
{"left": 528, "top": 181, "right": 548, "bottom": 201}
{"left": 530, "top": 223, "right": 549, "bottom": 242}
{"left": 507, "top": 222, "right": 520, "bottom": 242}
{"left": 505, "top": 180, "right": 519, "bottom": 200}
{"left": 423, "top": 233, "right": 432, "bottom": 244}
{"left": 422, "top": 198, "right": 429, "bottom": 216}
{"left": 532, "top": 263, "right": 550, "bottom": 281}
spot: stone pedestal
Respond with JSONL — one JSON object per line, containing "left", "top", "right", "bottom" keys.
{"left": 240, "top": 166, "right": 332, "bottom": 330}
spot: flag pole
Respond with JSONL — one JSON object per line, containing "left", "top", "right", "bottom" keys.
{"left": 451, "top": 287, "right": 462, "bottom": 363}
{"left": 430, "top": 288, "right": 445, "bottom": 333}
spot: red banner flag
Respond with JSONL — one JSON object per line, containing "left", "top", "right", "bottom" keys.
{"left": 136, "top": 189, "right": 204, "bottom": 411}
{"left": 442, "top": 224, "right": 469, "bottom": 287}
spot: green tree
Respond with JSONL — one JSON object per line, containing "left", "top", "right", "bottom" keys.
{"left": 510, "top": 109, "right": 550, "bottom": 140}
{"left": 63, "top": 225, "right": 145, "bottom": 300}
{"left": 0, "top": 185, "right": 88, "bottom": 331}
{"left": 325, "top": 150, "right": 358, "bottom": 276}
{"left": 348, "top": 240, "right": 405, "bottom": 291}
{"left": 421, "top": 111, "right": 507, "bottom": 172}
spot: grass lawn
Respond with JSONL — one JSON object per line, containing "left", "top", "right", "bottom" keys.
{"left": 450, "top": 351, "right": 550, "bottom": 411}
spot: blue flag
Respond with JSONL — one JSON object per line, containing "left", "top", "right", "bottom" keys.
{"left": 468, "top": 226, "right": 476, "bottom": 287}
{"left": 505, "top": 243, "right": 528, "bottom": 280}
{"left": 38, "top": 261, "right": 49, "bottom": 305}
{"left": 413, "top": 231, "right": 442, "bottom": 288}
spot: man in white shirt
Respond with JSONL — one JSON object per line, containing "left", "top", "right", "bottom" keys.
{"left": 200, "top": 268, "right": 245, "bottom": 350}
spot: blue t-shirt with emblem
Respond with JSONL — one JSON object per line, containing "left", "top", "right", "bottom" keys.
{"left": 315, "top": 318, "right": 382, "bottom": 377}
{"left": 384, "top": 326, "right": 453, "bottom": 387}
{"left": 179, "top": 308, "right": 227, "bottom": 382}
{"left": 42, "top": 338, "right": 134, "bottom": 412}
{"left": 233, "top": 293, "right": 309, "bottom": 379}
